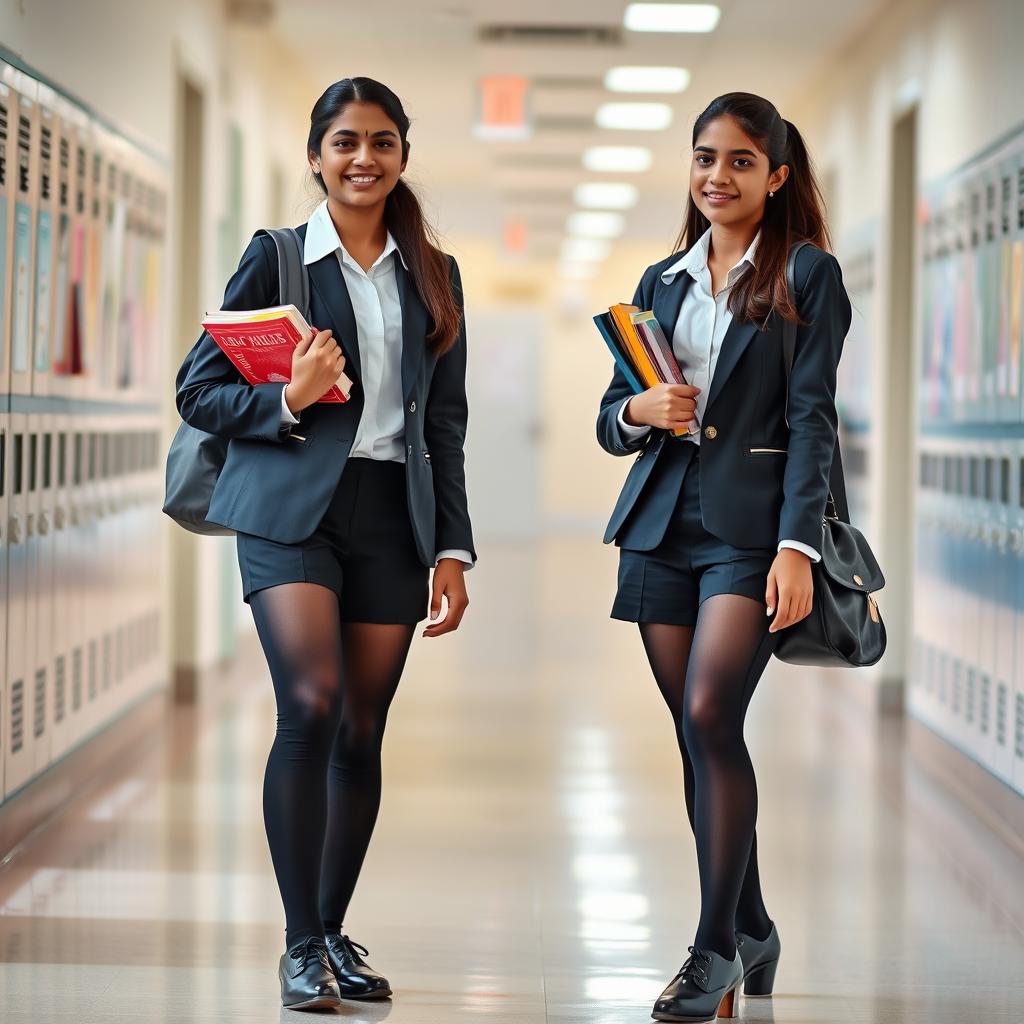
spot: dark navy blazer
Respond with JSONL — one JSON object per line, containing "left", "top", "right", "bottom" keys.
{"left": 597, "top": 242, "right": 851, "bottom": 553}
{"left": 175, "top": 225, "right": 475, "bottom": 567}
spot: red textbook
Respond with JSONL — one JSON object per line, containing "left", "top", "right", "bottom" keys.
{"left": 201, "top": 304, "right": 352, "bottom": 403}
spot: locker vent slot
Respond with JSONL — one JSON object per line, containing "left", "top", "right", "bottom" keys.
{"left": 55, "top": 656, "right": 67, "bottom": 723}
{"left": 11, "top": 680, "right": 24, "bottom": 753}
{"left": 72, "top": 648, "right": 83, "bottom": 711}
{"left": 996, "top": 683, "right": 1007, "bottom": 747}
{"left": 34, "top": 669, "right": 46, "bottom": 738}
{"left": 965, "top": 669, "right": 976, "bottom": 723}
{"left": 1015, "top": 693, "right": 1024, "bottom": 760}
{"left": 17, "top": 115, "right": 29, "bottom": 193}
{"left": 979, "top": 676, "right": 991, "bottom": 736}
{"left": 102, "top": 633, "right": 111, "bottom": 691}
{"left": 115, "top": 626, "right": 124, "bottom": 685}
{"left": 59, "top": 137, "right": 69, "bottom": 204}
{"left": 0, "top": 99, "right": 6, "bottom": 187}
{"left": 88, "top": 640, "right": 97, "bottom": 701}
{"left": 40, "top": 124, "right": 51, "bottom": 200}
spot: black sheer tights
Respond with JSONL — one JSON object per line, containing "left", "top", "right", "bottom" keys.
{"left": 639, "top": 593, "right": 777, "bottom": 960}
{"left": 250, "top": 582, "right": 415, "bottom": 948}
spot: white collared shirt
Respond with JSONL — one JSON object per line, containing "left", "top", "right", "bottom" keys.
{"left": 281, "top": 199, "right": 472, "bottom": 569}
{"left": 617, "top": 227, "right": 819, "bottom": 562}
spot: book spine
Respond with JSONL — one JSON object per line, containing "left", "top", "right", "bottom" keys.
{"left": 593, "top": 314, "right": 644, "bottom": 393}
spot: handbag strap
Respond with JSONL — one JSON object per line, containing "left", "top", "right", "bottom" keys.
{"left": 782, "top": 241, "right": 850, "bottom": 524}
{"left": 259, "top": 227, "right": 311, "bottom": 320}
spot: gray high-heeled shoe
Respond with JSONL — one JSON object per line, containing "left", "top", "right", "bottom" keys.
{"left": 651, "top": 945, "right": 743, "bottom": 1022}
{"left": 735, "top": 922, "right": 781, "bottom": 997}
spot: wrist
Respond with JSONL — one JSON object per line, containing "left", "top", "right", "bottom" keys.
{"left": 623, "top": 395, "right": 644, "bottom": 427}
{"left": 284, "top": 383, "right": 306, "bottom": 416}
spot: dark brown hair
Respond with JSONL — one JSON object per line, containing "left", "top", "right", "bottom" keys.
{"left": 674, "top": 92, "right": 831, "bottom": 325}
{"left": 308, "top": 78, "right": 461, "bottom": 355}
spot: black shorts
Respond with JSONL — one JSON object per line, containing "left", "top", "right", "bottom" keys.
{"left": 611, "top": 443, "right": 776, "bottom": 626}
{"left": 235, "top": 457, "right": 430, "bottom": 624}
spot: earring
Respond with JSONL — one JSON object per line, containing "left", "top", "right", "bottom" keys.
{"left": 769, "top": 190, "right": 775, "bottom": 197}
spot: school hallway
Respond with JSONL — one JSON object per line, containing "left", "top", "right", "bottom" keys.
{"left": 1, "top": 536, "right": 1021, "bottom": 1024}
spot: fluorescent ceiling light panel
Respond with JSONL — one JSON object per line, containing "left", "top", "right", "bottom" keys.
{"left": 567, "top": 211, "right": 625, "bottom": 238}
{"left": 596, "top": 102, "right": 673, "bottom": 131}
{"left": 604, "top": 66, "right": 691, "bottom": 93}
{"left": 560, "top": 238, "right": 612, "bottom": 262}
{"left": 582, "top": 146, "right": 653, "bottom": 173}
{"left": 574, "top": 183, "right": 639, "bottom": 210}
{"left": 624, "top": 3, "right": 721, "bottom": 33}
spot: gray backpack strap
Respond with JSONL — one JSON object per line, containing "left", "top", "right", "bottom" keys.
{"left": 261, "top": 226, "right": 310, "bottom": 319}
{"left": 781, "top": 239, "right": 849, "bottom": 524}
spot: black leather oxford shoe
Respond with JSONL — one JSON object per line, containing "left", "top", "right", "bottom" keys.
{"left": 278, "top": 936, "right": 342, "bottom": 1010}
{"left": 325, "top": 933, "right": 393, "bottom": 1000}
{"left": 735, "top": 921, "right": 781, "bottom": 996}
{"left": 652, "top": 945, "right": 742, "bottom": 1023}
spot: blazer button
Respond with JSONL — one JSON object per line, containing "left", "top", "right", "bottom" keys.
{"left": 704, "top": 425, "right": 718, "bottom": 440}
{"left": 409, "top": 400, "right": 416, "bottom": 413}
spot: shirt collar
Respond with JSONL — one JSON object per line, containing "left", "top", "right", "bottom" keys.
{"left": 661, "top": 227, "right": 760, "bottom": 285}
{"left": 303, "top": 198, "right": 409, "bottom": 272}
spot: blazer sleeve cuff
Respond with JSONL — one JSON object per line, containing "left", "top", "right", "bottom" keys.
{"left": 617, "top": 396, "right": 651, "bottom": 441}
{"left": 435, "top": 549, "right": 475, "bottom": 570}
{"left": 280, "top": 385, "right": 300, "bottom": 425}
{"left": 777, "top": 539, "right": 821, "bottom": 562}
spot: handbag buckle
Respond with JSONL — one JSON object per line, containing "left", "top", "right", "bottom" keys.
{"left": 866, "top": 593, "right": 880, "bottom": 623}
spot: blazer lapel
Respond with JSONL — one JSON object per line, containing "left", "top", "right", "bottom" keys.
{"left": 306, "top": 255, "right": 361, "bottom": 383}
{"left": 705, "top": 316, "right": 760, "bottom": 411}
{"left": 396, "top": 260, "right": 427, "bottom": 402}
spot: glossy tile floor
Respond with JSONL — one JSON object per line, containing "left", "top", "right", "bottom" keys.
{"left": 2, "top": 538, "right": 1023, "bottom": 1023}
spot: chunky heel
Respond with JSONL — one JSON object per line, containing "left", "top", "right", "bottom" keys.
{"left": 717, "top": 984, "right": 739, "bottom": 1018}
{"left": 743, "top": 958, "right": 778, "bottom": 997}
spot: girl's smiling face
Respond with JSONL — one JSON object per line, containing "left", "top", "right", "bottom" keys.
{"left": 309, "top": 101, "right": 407, "bottom": 209}
{"left": 690, "top": 115, "right": 788, "bottom": 228}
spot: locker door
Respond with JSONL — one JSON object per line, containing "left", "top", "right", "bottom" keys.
{"left": 992, "top": 444, "right": 1017, "bottom": 783}
{"left": 68, "top": 427, "right": 87, "bottom": 744}
{"left": 0, "top": 419, "right": 7, "bottom": 799}
{"left": 7, "top": 67, "right": 38, "bottom": 398}
{"left": 975, "top": 454, "right": 998, "bottom": 770}
{"left": 4, "top": 416, "right": 33, "bottom": 796}
{"left": 32, "top": 417, "right": 57, "bottom": 776}
{"left": 1013, "top": 441, "right": 1024, "bottom": 796}
{"left": 49, "top": 418, "right": 73, "bottom": 759}
{"left": 31, "top": 82, "right": 56, "bottom": 403}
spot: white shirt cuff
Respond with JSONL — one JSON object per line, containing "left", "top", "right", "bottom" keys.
{"left": 281, "top": 385, "right": 300, "bottom": 425}
{"left": 616, "top": 397, "right": 651, "bottom": 441}
{"left": 778, "top": 539, "right": 821, "bottom": 562}
{"left": 436, "top": 549, "right": 475, "bottom": 570}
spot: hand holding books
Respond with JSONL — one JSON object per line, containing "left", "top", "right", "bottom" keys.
{"left": 284, "top": 328, "right": 347, "bottom": 415}
{"left": 201, "top": 304, "right": 353, "bottom": 407}
{"left": 593, "top": 303, "right": 700, "bottom": 438}
{"left": 623, "top": 382, "right": 702, "bottom": 434}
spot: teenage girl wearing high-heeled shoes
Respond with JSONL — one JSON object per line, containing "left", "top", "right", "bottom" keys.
{"left": 596, "top": 92, "right": 851, "bottom": 1023}
{"left": 176, "top": 78, "right": 475, "bottom": 1010}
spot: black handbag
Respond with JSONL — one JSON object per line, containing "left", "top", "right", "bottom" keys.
{"left": 771, "top": 241, "right": 887, "bottom": 668}
{"left": 162, "top": 227, "right": 310, "bottom": 536}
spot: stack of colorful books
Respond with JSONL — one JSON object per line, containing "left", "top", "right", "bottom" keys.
{"left": 593, "top": 304, "right": 699, "bottom": 437}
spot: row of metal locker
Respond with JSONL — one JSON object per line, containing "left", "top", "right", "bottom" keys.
{"left": 0, "top": 57, "right": 168, "bottom": 403}
{"left": 0, "top": 412, "right": 164, "bottom": 801}
{"left": 911, "top": 436, "right": 1024, "bottom": 792}
{"left": 0, "top": 51, "right": 170, "bottom": 804}
{"left": 919, "top": 131, "right": 1024, "bottom": 426}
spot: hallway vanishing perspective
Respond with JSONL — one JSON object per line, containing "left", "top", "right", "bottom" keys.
{"left": 1, "top": 540, "right": 1021, "bottom": 1023}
